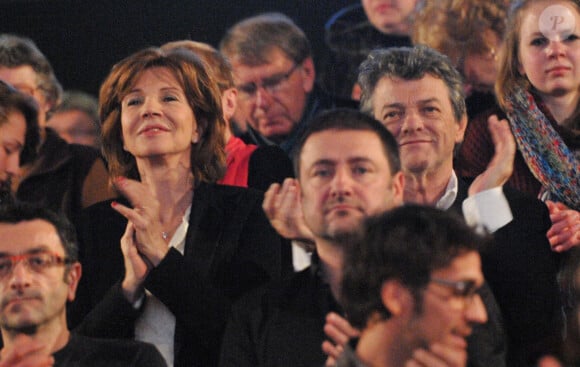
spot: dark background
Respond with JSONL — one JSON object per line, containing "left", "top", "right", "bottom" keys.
{"left": 0, "top": 0, "right": 354, "bottom": 97}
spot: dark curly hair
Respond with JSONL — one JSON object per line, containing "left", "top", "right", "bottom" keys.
{"left": 341, "top": 205, "right": 488, "bottom": 329}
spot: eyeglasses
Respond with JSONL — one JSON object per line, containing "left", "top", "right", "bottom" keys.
{"left": 0, "top": 251, "right": 73, "bottom": 278}
{"left": 235, "top": 63, "right": 301, "bottom": 100}
{"left": 429, "top": 278, "right": 480, "bottom": 303}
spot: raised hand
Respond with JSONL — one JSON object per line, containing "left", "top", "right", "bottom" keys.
{"left": 263, "top": 178, "right": 315, "bottom": 248}
{"left": 469, "top": 115, "right": 515, "bottom": 196}
{"left": 322, "top": 312, "right": 360, "bottom": 366}
{"left": 0, "top": 335, "right": 54, "bottom": 367}
{"left": 120, "top": 221, "right": 152, "bottom": 303}
{"left": 405, "top": 335, "right": 467, "bottom": 367}
{"left": 111, "top": 176, "right": 168, "bottom": 267}
{"left": 546, "top": 200, "right": 580, "bottom": 252}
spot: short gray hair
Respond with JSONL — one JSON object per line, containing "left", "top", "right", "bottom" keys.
{"left": 219, "top": 12, "right": 311, "bottom": 66}
{"left": 358, "top": 45, "right": 466, "bottom": 123}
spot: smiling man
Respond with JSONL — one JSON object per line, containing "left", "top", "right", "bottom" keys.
{"left": 338, "top": 205, "right": 488, "bottom": 367}
{"left": 0, "top": 202, "right": 166, "bottom": 367}
{"left": 358, "top": 45, "right": 562, "bottom": 366}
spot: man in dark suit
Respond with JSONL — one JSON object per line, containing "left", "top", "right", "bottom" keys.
{"left": 0, "top": 202, "right": 166, "bottom": 367}
{"left": 357, "top": 45, "right": 562, "bottom": 366}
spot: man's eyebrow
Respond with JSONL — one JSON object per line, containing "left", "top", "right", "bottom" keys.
{"left": 0, "top": 246, "right": 51, "bottom": 257}
{"left": 310, "top": 159, "right": 335, "bottom": 167}
{"left": 347, "top": 157, "right": 374, "bottom": 164}
{"left": 417, "top": 97, "right": 442, "bottom": 105}
{"left": 380, "top": 102, "right": 406, "bottom": 113}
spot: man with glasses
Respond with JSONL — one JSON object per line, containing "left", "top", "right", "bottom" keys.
{"left": 337, "top": 205, "right": 488, "bottom": 367}
{"left": 0, "top": 202, "right": 166, "bottom": 367}
{"left": 220, "top": 13, "right": 343, "bottom": 155}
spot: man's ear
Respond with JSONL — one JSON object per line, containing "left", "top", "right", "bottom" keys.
{"left": 391, "top": 171, "right": 405, "bottom": 207}
{"left": 222, "top": 87, "right": 238, "bottom": 122}
{"left": 380, "top": 279, "right": 412, "bottom": 316}
{"left": 66, "top": 262, "right": 82, "bottom": 302}
{"left": 455, "top": 114, "right": 468, "bottom": 143}
{"left": 300, "top": 57, "right": 316, "bottom": 94}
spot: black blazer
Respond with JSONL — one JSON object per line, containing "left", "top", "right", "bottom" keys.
{"left": 70, "top": 182, "right": 283, "bottom": 367}
{"left": 453, "top": 178, "right": 561, "bottom": 366}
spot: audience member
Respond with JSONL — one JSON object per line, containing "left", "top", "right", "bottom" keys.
{"left": 220, "top": 13, "right": 343, "bottom": 156}
{"left": 0, "top": 34, "right": 113, "bottom": 222}
{"left": 417, "top": 0, "right": 548, "bottom": 202}
{"left": 161, "top": 40, "right": 293, "bottom": 192}
{"left": 412, "top": 0, "right": 506, "bottom": 118}
{"left": 220, "top": 108, "right": 494, "bottom": 367}
{"left": 337, "top": 205, "right": 488, "bottom": 367}
{"left": 496, "top": 0, "right": 580, "bottom": 250}
{"left": 0, "top": 80, "right": 39, "bottom": 204}
{"left": 322, "top": 0, "right": 417, "bottom": 100}
{"left": 70, "top": 47, "right": 282, "bottom": 367}
{"left": 0, "top": 202, "right": 166, "bottom": 367}
{"left": 47, "top": 90, "right": 101, "bottom": 148}
{"left": 359, "top": 45, "right": 562, "bottom": 366}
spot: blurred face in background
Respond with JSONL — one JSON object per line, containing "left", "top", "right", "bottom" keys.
{"left": 0, "top": 112, "right": 26, "bottom": 193}
{"left": 0, "top": 66, "right": 51, "bottom": 127}
{"left": 361, "top": 0, "right": 418, "bottom": 35}
{"left": 47, "top": 110, "right": 99, "bottom": 148}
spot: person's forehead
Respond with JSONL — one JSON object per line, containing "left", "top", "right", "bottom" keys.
{"left": 0, "top": 219, "right": 63, "bottom": 255}
{"left": 49, "top": 110, "right": 95, "bottom": 129}
{"left": 1, "top": 111, "right": 26, "bottom": 142}
{"left": 131, "top": 67, "right": 180, "bottom": 88}
{"left": 430, "top": 251, "right": 483, "bottom": 283}
{"left": 300, "top": 129, "right": 389, "bottom": 166}
{"left": 373, "top": 74, "right": 451, "bottom": 106}
{"left": 0, "top": 65, "right": 38, "bottom": 87}
{"left": 232, "top": 48, "right": 294, "bottom": 78}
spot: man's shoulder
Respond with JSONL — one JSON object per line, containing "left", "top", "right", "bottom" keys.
{"left": 55, "top": 334, "right": 166, "bottom": 367}
{"left": 233, "top": 267, "right": 319, "bottom": 314}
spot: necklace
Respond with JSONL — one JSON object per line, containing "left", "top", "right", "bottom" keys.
{"left": 160, "top": 190, "right": 194, "bottom": 242}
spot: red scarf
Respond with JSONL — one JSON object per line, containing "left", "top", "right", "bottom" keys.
{"left": 218, "top": 137, "right": 258, "bottom": 188}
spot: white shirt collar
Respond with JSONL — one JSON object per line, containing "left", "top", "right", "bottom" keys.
{"left": 435, "top": 171, "right": 458, "bottom": 210}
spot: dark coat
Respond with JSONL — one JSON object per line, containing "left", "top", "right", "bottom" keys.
{"left": 453, "top": 179, "right": 562, "bottom": 366}
{"left": 70, "top": 182, "right": 283, "bottom": 367}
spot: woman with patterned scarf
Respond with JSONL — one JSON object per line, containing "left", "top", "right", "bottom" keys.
{"left": 496, "top": 0, "right": 580, "bottom": 252}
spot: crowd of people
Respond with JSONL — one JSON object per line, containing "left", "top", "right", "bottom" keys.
{"left": 0, "top": 0, "right": 578, "bottom": 366}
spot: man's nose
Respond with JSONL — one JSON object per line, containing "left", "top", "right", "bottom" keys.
{"left": 9, "top": 261, "right": 32, "bottom": 290}
{"left": 401, "top": 110, "right": 424, "bottom": 134}
{"left": 330, "top": 167, "right": 353, "bottom": 196}
{"left": 254, "top": 86, "right": 273, "bottom": 109}
{"left": 465, "top": 292, "right": 488, "bottom": 325}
